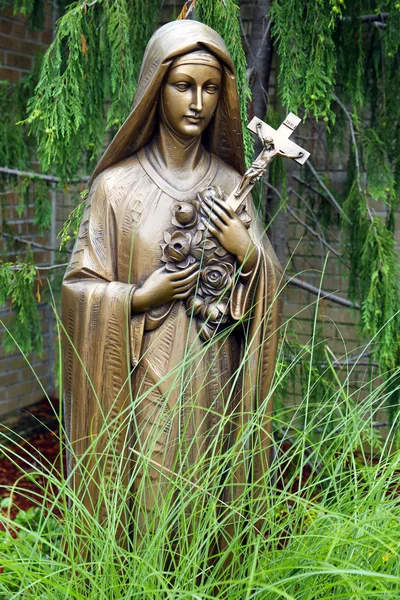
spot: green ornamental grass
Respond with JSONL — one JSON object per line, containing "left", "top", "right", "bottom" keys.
{"left": 1, "top": 269, "right": 400, "bottom": 599}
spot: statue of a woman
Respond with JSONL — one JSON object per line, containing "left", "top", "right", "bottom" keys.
{"left": 62, "top": 20, "right": 282, "bottom": 534}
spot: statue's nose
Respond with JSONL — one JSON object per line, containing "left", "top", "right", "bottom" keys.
{"left": 190, "top": 86, "right": 203, "bottom": 113}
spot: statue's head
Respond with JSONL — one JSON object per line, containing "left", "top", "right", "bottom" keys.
{"left": 91, "top": 21, "right": 245, "bottom": 185}
{"left": 160, "top": 50, "right": 222, "bottom": 140}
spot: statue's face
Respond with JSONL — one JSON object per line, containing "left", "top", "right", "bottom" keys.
{"left": 161, "top": 63, "right": 222, "bottom": 138}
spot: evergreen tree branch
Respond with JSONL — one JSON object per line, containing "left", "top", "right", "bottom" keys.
{"left": 285, "top": 274, "right": 360, "bottom": 309}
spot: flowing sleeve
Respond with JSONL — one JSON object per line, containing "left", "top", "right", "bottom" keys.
{"left": 62, "top": 174, "right": 144, "bottom": 521}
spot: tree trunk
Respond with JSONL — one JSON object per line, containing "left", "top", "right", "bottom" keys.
{"left": 244, "top": 0, "right": 274, "bottom": 129}
{"left": 243, "top": 0, "right": 287, "bottom": 265}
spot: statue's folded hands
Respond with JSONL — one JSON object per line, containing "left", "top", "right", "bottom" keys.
{"left": 131, "top": 264, "right": 199, "bottom": 313}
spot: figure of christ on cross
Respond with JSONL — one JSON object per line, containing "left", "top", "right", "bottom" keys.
{"left": 226, "top": 112, "right": 311, "bottom": 212}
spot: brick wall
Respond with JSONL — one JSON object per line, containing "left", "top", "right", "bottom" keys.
{"left": 0, "top": 2, "right": 55, "bottom": 417}
{"left": 0, "top": 2, "right": 53, "bottom": 81}
{"left": 0, "top": 2, "right": 396, "bottom": 426}
{"left": 282, "top": 130, "right": 391, "bottom": 428}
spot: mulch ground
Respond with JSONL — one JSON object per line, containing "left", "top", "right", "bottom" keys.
{"left": 0, "top": 398, "right": 64, "bottom": 522}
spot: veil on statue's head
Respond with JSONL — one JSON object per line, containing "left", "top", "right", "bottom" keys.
{"left": 90, "top": 20, "right": 246, "bottom": 186}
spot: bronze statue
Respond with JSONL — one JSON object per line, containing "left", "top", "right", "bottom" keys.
{"left": 62, "top": 20, "right": 308, "bottom": 534}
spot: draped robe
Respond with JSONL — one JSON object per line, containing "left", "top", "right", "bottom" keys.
{"left": 62, "top": 147, "right": 282, "bottom": 528}
{"left": 62, "top": 19, "right": 283, "bottom": 534}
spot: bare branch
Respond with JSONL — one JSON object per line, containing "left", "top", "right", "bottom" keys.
{"left": 254, "top": 20, "right": 272, "bottom": 62}
{"left": 36, "top": 263, "right": 69, "bottom": 271}
{"left": 265, "top": 181, "right": 342, "bottom": 260}
{"left": 333, "top": 95, "right": 362, "bottom": 193}
{"left": 83, "top": 0, "right": 99, "bottom": 8}
{"left": 8, "top": 263, "right": 69, "bottom": 272}
{"left": 2, "top": 232, "right": 71, "bottom": 254}
{"left": 340, "top": 12, "right": 389, "bottom": 24}
{"left": 289, "top": 187, "right": 328, "bottom": 236}
{"left": 292, "top": 174, "right": 332, "bottom": 204}
{"left": 0, "top": 166, "right": 89, "bottom": 184}
{"left": 306, "top": 161, "right": 351, "bottom": 222}
{"left": 285, "top": 274, "right": 360, "bottom": 309}
{"left": 286, "top": 204, "right": 342, "bottom": 259}
{"left": 333, "top": 95, "right": 375, "bottom": 222}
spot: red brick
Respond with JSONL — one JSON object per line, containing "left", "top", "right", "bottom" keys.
{"left": 29, "top": 363, "right": 47, "bottom": 378}
{"left": 43, "top": 13, "right": 53, "bottom": 29}
{"left": 41, "top": 30, "right": 52, "bottom": 45}
{"left": 32, "top": 348, "right": 49, "bottom": 364}
{"left": 18, "top": 392, "right": 44, "bottom": 410}
{"left": 31, "top": 251, "right": 51, "bottom": 264}
{"left": 19, "top": 366, "right": 36, "bottom": 381}
{"left": 7, "top": 381, "right": 35, "bottom": 399}
{"left": 0, "top": 19, "right": 13, "bottom": 35}
{"left": 0, "top": 66, "right": 20, "bottom": 81}
{"left": 20, "top": 39, "right": 42, "bottom": 54}
{"left": 0, "top": 356, "right": 27, "bottom": 370}
{"left": 6, "top": 52, "right": 32, "bottom": 70}
{"left": 0, "top": 400, "right": 18, "bottom": 417}
{"left": 0, "top": 311, "right": 13, "bottom": 326}
{"left": 12, "top": 22, "right": 26, "bottom": 37}
{"left": 0, "top": 33, "right": 21, "bottom": 51}
{"left": 0, "top": 6, "right": 15, "bottom": 18}
{"left": 0, "top": 371, "right": 19, "bottom": 386}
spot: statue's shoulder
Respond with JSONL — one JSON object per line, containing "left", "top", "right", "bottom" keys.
{"left": 210, "top": 153, "right": 242, "bottom": 194}
{"left": 94, "top": 153, "right": 143, "bottom": 190}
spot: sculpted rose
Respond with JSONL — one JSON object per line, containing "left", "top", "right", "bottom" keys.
{"left": 171, "top": 201, "right": 199, "bottom": 228}
{"left": 201, "top": 258, "right": 233, "bottom": 298}
{"left": 161, "top": 230, "right": 192, "bottom": 263}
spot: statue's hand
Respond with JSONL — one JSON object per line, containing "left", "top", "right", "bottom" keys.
{"left": 201, "top": 194, "right": 258, "bottom": 271}
{"left": 132, "top": 264, "right": 198, "bottom": 313}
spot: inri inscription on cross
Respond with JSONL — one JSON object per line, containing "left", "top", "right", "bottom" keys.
{"left": 227, "top": 112, "right": 311, "bottom": 212}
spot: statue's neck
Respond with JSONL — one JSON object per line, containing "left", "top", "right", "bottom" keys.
{"left": 147, "top": 123, "right": 209, "bottom": 192}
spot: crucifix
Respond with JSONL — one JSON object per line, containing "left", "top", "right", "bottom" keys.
{"left": 226, "top": 112, "right": 311, "bottom": 212}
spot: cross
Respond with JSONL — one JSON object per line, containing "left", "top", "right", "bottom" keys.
{"left": 226, "top": 112, "right": 310, "bottom": 212}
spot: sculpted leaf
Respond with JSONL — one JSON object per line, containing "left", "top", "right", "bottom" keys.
{"left": 215, "top": 246, "right": 228, "bottom": 257}
{"left": 191, "top": 248, "right": 204, "bottom": 260}
{"left": 203, "top": 239, "right": 217, "bottom": 250}
{"left": 193, "top": 230, "right": 203, "bottom": 246}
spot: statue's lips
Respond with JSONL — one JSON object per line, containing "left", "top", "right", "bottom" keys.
{"left": 185, "top": 115, "right": 204, "bottom": 123}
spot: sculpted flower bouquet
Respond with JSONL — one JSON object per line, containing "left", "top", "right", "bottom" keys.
{"left": 160, "top": 186, "right": 251, "bottom": 340}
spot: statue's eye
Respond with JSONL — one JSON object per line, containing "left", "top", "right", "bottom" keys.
{"left": 174, "top": 83, "right": 190, "bottom": 92}
{"left": 205, "top": 85, "right": 219, "bottom": 94}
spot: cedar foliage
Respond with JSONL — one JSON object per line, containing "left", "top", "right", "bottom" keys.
{"left": 0, "top": 0, "right": 400, "bottom": 422}
{"left": 196, "top": 0, "right": 253, "bottom": 166}
{"left": 269, "top": 0, "right": 400, "bottom": 405}
{"left": 25, "top": 0, "right": 159, "bottom": 178}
